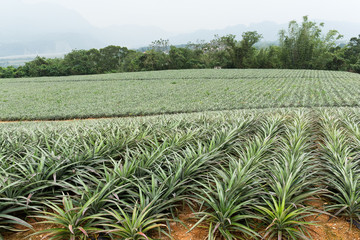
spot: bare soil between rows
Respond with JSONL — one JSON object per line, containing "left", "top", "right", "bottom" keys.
{"left": 306, "top": 199, "right": 360, "bottom": 240}
{"left": 3, "top": 201, "right": 360, "bottom": 240}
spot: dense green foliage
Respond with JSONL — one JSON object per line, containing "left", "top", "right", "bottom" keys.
{"left": 279, "top": 16, "right": 343, "bottom": 69}
{"left": 0, "top": 17, "right": 359, "bottom": 78}
{"left": 0, "top": 69, "right": 359, "bottom": 121}
{"left": 1, "top": 109, "right": 360, "bottom": 239}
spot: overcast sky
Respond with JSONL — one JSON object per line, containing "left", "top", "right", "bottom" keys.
{"left": 19, "top": 0, "right": 360, "bottom": 33}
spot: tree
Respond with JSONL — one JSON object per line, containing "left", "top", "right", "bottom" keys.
{"left": 343, "top": 35, "right": 360, "bottom": 72}
{"left": 23, "top": 56, "right": 49, "bottom": 77}
{"left": 169, "top": 46, "right": 187, "bottom": 69}
{"left": 279, "top": 16, "right": 342, "bottom": 69}
{"left": 99, "top": 45, "right": 129, "bottom": 72}
{"left": 45, "top": 58, "right": 69, "bottom": 76}
{"left": 207, "top": 32, "right": 262, "bottom": 68}
{"left": 120, "top": 50, "right": 143, "bottom": 72}
{"left": 239, "top": 31, "right": 263, "bottom": 68}
{"left": 140, "top": 49, "right": 169, "bottom": 71}
{"left": 149, "top": 39, "right": 170, "bottom": 53}
{"left": 64, "top": 49, "right": 100, "bottom": 75}
{"left": 0, "top": 66, "right": 17, "bottom": 78}
{"left": 168, "top": 46, "right": 204, "bottom": 69}
{"left": 256, "top": 46, "right": 282, "bottom": 69}
{"left": 345, "top": 35, "right": 360, "bottom": 63}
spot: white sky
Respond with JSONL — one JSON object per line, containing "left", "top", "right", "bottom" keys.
{"left": 20, "top": 0, "right": 360, "bottom": 33}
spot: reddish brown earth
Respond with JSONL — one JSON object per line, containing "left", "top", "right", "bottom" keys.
{"left": 4, "top": 202, "right": 360, "bottom": 240}
{"left": 306, "top": 199, "right": 360, "bottom": 240}
{"left": 2, "top": 218, "right": 58, "bottom": 240}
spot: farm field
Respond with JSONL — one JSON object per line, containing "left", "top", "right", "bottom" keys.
{"left": 1, "top": 69, "right": 360, "bottom": 120}
{"left": 2, "top": 108, "right": 360, "bottom": 239}
{"left": 2, "top": 69, "right": 360, "bottom": 240}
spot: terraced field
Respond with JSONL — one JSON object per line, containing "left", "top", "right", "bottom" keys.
{"left": 1, "top": 69, "right": 360, "bottom": 120}
{"left": 2, "top": 69, "right": 360, "bottom": 240}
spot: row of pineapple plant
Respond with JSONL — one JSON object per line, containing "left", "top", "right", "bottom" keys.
{"left": 319, "top": 111, "right": 360, "bottom": 226}
{"left": 3, "top": 69, "right": 360, "bottom": 122}
{"left": 1, "top": 109, "right": 360, "bottom": 239}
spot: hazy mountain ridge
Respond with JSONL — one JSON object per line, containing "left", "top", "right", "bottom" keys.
{"left": 0, "top": 1, "right": 359, "bottom": 58}
{"left": 168, "top": 22, "right": 287, "bottom": 45}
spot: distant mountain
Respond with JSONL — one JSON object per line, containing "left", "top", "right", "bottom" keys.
{"left": 0, "top": 1, "right": 175, "bottom": 56}
{"left": 0, "top": 0, "right": 103, "bottom": 56}
{"left": 168, "top": 22, "right": 287, "bottom": 45}
{"left": 318, "top": 20, "right": 360, "bottom": 40}
{"left": 168, "top": 20, "right": 359, "bottom": 45}
{"left": 0, "top": 2, "right": 92, "bottom": 38}
{"left": 0, "top": 1, "right": 359, "bottom": 58}
{"left": 97, "top": 25, "right": 174, "bottom": 48}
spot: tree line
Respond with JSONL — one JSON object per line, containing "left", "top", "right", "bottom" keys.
{"left": 1, "top": 16, "right": 360, "bottom": 78}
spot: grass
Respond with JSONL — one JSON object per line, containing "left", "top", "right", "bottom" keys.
{"left": 0, "top": 69, "right": 360, "bottom": 120}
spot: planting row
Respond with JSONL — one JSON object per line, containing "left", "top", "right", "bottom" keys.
{"left": 1, "top": 69, "right": 360, "bottom": 120}
{"left": 1, "top": 109, "right": 360, "bottom": 239}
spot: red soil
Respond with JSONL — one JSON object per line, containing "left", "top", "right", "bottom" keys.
{"left": 3, "top": 202, "right": 360, "bottom": 240}
{"left": 306, "top": 199, "right": 360, "bottom": 240}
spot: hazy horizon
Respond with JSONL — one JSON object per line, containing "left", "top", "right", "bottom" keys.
{"left": 19, "top": 0, "right": 360, "bottom": 34}
{"left": 1, "top": 0, "right": 360, "bottom": 61}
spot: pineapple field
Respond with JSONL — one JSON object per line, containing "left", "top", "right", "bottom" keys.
{"left": 2, "top": 69, "right": 360, "bottom": 240}
{"left": 0, "top": 69, "right": 360, "bottom": 121}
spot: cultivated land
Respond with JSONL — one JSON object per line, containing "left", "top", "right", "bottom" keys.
{"left": 1, "top": 69, "right": 360, "bottom": 120}
{"left": 2, "top": 70, "right": 360, "bottom": 240}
